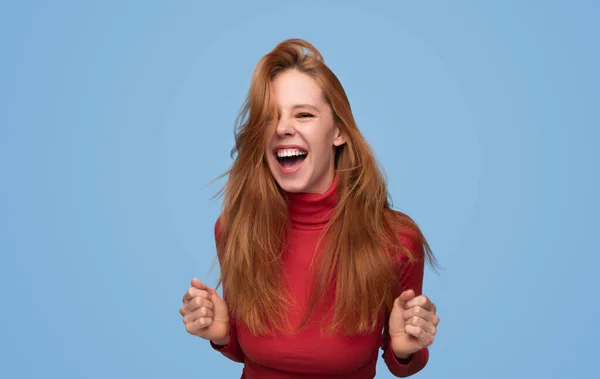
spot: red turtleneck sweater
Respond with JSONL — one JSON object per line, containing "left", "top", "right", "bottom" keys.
{"left": 210, "top": 179, "right": 429, "bottom": 378}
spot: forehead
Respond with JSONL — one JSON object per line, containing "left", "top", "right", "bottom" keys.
{"left": 271, "top": 70, "right": 325, "bottom": 109}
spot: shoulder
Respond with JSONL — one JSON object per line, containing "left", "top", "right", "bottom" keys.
{"left": 213, "top": 216, "right": 225, "bottom": 261}
{"left": 384, "top": 209, "right": 428, "bottom": 295}
{"left": 214, "top": 216, "right": 222, "bottom": 240}
{"left": 383, "top": 209, "right": 425, "bottom": 264}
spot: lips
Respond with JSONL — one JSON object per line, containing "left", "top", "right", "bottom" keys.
{"left": 272, "top": 145, "right": 308, "bottom": 173}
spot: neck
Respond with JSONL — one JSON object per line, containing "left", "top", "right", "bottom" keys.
{"left": 286, "top": 175, "right": 338, "bottom": 230}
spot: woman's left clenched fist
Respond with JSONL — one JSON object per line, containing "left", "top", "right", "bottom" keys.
{"left": 388, "top": 289, "right": 440, "bottom": 359}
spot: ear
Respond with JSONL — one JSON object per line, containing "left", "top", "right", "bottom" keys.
{"left": 332, "top": 125, "right": 346, "bottom": 147}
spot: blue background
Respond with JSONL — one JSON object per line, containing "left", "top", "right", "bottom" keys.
{"left": 1, "top": 1, "right": 598, "bottom": 378}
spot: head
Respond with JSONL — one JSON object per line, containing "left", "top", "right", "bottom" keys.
{"left": 265, "top": 68, "right": 345, "bottom": 194}
{"left": 230, "top": 38, "right": 363, "bottom": 195}
{"left": 216, "top": 39, "right": 435, "bottom": 336}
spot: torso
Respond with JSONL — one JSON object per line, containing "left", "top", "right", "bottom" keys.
{"left": 235, "top": 226, "right": 385, "bottom": 378}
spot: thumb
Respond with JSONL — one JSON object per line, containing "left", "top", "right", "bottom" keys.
{"left": 400, "top": 289, "right": 415, "bottom": 302}
{"left": 191, "top": 278, "right": 209, "bottom": 290}
{"left": 395, "top": 289, "right": 415, "bottom": 309}
{"left": 210, "top": 288, "right": 229, "bottom": 321}
{"left": 210, "top": 288, "right": 227, "bottom": 304}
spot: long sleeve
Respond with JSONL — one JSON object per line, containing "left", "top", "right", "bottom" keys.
{"left": 381, "top": 228, "right": 429, "bottom": 377}
{"left": 209, "top": 217, "right": 245, "bottom": 363}
{"left": 210, "top": 317, "right": 245, "bottom": 363}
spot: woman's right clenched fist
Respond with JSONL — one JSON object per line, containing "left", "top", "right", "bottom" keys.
{"left": 180, "top": 278, "right": 230, "bottom": 345}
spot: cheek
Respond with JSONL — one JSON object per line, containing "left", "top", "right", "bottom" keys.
{"left": 264, "top": 138, "right": 276, "bottom": 160}
{"left": 314, "top": 132, "right": 337, "bottom": 157}
{"left": 308, "top": 143, "right": 336, "bottom": 170}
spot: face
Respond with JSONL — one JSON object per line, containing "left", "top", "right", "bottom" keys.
{"left": 264, "top": 69, "right": 346, "bottom": 194}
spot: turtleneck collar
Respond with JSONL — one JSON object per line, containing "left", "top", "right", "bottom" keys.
{"left": 286, "top": 175, "right": 338, "bottom": 231}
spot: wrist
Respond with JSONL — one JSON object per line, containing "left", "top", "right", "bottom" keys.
{"left": 211, "top": 336, "right": 230, "bottom": 346}
{"left": 394, "top": 351, "right": 413, "bottom": 362}
{"left": 390, "top": 336, "right": 413, "bottom": 360}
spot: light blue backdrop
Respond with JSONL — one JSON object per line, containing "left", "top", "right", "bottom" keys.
{"left": 1, "top": 1, "right": 598, "bottom": 378}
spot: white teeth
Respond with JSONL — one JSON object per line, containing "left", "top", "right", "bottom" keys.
{"left": 276, "top": 149, "right": 307, "bottom": 158}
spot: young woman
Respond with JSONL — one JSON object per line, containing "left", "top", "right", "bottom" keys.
{"left": 180, "top": 38, "right": 440, "bottom": 378}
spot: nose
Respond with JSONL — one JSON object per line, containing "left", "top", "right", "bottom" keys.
{"left": 275, "top": 114, "right": 296, "bottom": 137}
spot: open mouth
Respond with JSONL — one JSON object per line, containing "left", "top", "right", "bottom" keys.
{"left": 275, "top": 148, "right": 308, "bottom": 171}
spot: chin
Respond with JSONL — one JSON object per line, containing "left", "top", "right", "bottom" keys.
{"left": 266, "top": 164, "right": 309, "bottom": 194}
{"left": 272, "top": 174, "right": 311, "bottom": 193}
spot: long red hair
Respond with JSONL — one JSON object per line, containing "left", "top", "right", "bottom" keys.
{"left": 214, "top": 38, "right": 437, "bottom": 336}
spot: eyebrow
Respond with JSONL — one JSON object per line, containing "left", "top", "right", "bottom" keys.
{"left": 291, "top": 104, "right": 319, "bottom": 112}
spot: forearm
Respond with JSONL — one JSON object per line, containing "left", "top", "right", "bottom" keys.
{"left": 210, "top": 320, "right": 244, "bottom": 363}
{"left": 384, "top": 342, "right": 429, "bottom": 377}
